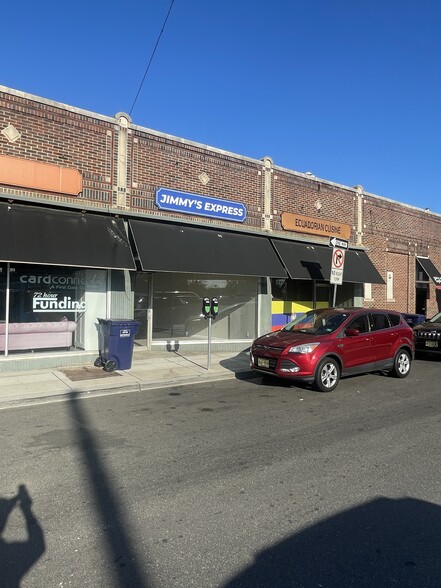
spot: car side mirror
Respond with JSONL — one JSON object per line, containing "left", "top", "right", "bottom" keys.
{"left": 345, "top": 328, "right": 360, "bottom": 337}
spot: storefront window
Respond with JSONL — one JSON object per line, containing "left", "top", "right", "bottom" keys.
{"left": 271, "top": 279, "right": 313, "bottom": 302}
{"left": 151, "top": 273, "right": 258, "bottom": 340}
{"left": 0, "top": 265, "right": 107, "bottom": 355}
{"left": 7, "top": 266, "right": 85, "bottom": 323}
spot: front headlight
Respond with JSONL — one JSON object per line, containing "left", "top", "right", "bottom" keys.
{"left": 287, "top": 342, "right": 320, "bottom": 354}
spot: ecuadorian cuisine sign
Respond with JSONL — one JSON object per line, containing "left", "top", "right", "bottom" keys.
{"left": 281, "top": 212, "right": 351, "bottom": 240}
{"left": 155, "top": 187, "right": 247, "bottom": 223}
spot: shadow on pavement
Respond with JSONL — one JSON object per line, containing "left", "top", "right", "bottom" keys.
{"left": 219, "top": 349, "right": 254, "bottom": 380}
{"left": 222, "top": 497, "right": 441, "bottom": 587}
{"left": 67, "top": 391, "right": 150, "bottom": 587}
{"left": 0, "top": 485, "right": 45, "bottom": 588}
{"left": 166, "top": 349, "right": 207, "bottom": 369}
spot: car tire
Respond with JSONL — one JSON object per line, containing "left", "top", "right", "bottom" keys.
{"left": 391, "top": 348, "right": 411, "bottom": 378}
{"left": 314, "top": 357, "right": 340, "bottom": 392}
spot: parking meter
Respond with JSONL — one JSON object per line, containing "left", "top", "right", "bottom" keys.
{"left": 202, "top": 297, "right": 211, "bottom": 318}
{"left": 210, "top": 297, "right": 219, "bottom": 319}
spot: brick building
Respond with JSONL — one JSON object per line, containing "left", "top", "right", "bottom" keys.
{"left": 1, "top": 84, "right": 440, "bottom": 371}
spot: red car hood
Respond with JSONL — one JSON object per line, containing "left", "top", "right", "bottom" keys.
{"left": 253, "top": 330, "right": 320, "bottom": 347}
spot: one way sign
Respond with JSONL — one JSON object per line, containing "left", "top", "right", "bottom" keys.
{"left": 329, "top": 236, "right": 349, "bottom": 249}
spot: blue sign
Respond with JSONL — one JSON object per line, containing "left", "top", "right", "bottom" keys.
{"left": 155, "top": 187, "right": 247, "bottom": 223}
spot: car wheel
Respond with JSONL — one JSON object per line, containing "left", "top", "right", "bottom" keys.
{"left": 314, "top": 357, "right": 340, "bottom": 392}
{"left": 391, "top": 349, "right": 411, "bottom": 378}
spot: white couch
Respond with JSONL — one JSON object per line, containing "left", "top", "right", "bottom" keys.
{"left": 0, "top": 321, "right": 77, "bottom": 352}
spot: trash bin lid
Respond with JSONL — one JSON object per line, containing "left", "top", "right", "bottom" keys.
{"left": 98, "top": 318, "right": 140, "bottom": 324}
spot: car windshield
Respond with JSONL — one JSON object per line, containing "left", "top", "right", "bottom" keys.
{"left": 428, "top": 311, "right": 441, "bottom": 323}
{"left": 282, "top": 310, "right": 350, "bottom": 335}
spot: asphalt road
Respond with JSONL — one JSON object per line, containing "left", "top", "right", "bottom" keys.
{"left": 1, "top": 357, "right": 441, "bottom": 588}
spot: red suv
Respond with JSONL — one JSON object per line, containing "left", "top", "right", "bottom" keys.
{"left": 250, "top": 308, "right": 415, "bottom": 392}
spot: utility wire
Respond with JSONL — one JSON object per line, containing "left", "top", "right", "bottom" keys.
{"left": 129, "top": 0, "right": 176, "bottom": 116}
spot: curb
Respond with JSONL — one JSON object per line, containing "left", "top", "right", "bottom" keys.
{"left": 0, "top": 368, "right": 256, "bottom": 410}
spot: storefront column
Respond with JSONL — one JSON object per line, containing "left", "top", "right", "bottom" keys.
{"left": 258, "top": 277, "right": 272, "bottom": 336}
{"left": 262, "top": 156, "right": 273, "bottom": 231}
{"left": 114, "top": 112, "right": 132, "bottom": 208}
{"left": 355, "top": 185, "right": 364, "bottom": 246}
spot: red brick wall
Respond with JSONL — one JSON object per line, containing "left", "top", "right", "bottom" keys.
{"left": 361, "top": 195, "right": 441, "bottom": 315}
{"left": 130, "top": 130, "right": 265, "bottom": 230}
{"left": 1, "top": 86, "right": 441, "bottom": 315}
{"left": 0, "top": 90, "right": 114, "bottom": 207}
{"left": 272, "top": 171, "right": 356, "bottom": 234}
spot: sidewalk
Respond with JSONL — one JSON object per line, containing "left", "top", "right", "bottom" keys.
{"left": 0, "top": 349, "right": 254, "bottom": 408}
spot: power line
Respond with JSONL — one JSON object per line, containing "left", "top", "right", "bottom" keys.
{"left": 129, "top": 0, "right": 176, "bottom": 116}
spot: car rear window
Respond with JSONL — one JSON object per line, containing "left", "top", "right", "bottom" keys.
{"left": 388, "top": 313, "right": 401, "bottom": 327}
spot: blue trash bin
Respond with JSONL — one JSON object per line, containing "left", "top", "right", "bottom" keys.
{"left": 95, "top": 319, "right": 140, "bottom": 371}
{"left": 401, "top": 313, "right": 426, "bottom": 328}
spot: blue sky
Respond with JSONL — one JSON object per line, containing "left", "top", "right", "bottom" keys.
{"left": 3, "top": 1, "right": 441, "bottom": 213}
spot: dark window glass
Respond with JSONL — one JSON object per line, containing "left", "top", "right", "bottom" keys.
{"left": 271, "top": 279, "right": 290, "bottom": 301}
{"left": 388, "top": 313, "right": 401, "bottom": 327}
{"left": 294, "top": 281, "right": 313, "bottom": 301}
{"left": 347, "top": 315, "right": 369, "bottom": 333}
{"left": 371, "top": 313, "right": 390, "bottom": 331}
{"left": 152, "top": 272, "right": 257, "bottom": 340}
{"left": 271, "top": 279, "right": 314, "bottom": 302}
{"left": 7, "top": 265, "right": 83, "bottom": 322}
{"left": 315, "top": 283, "right": 330, "bottom": 303}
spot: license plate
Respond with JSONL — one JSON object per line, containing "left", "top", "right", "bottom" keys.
{"left": 425, "top": 341, "right": 438, "bottom": 348}
{"left": 257, "top": 358, "right": 270, "bottom": 368}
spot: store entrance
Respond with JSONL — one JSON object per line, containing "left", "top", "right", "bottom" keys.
{"left": 415, "top": 283, "right": 428, "bottom": 316}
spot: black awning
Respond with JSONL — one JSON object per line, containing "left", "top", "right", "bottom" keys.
{"left": 271, "top": 240, "right": 330, "bottom": 280}
{"left": 271, "top": 239, "right": 385, "bottom": 284}
{"left": 0, "top": 201, "right": 136, "bottom": 270}
{"left": 344, "top": 249, "right": 384, "bottom": 284}
{"left": 417, "top": 257, "right": 441, "bottom": 285}
{"left": 129, "top": 219, "right": 287, "bottom": 277}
